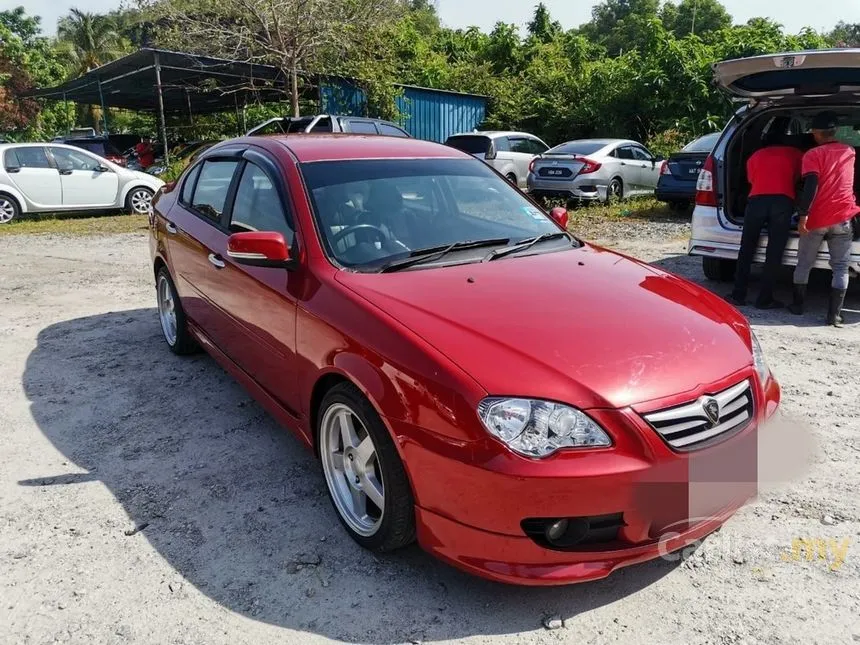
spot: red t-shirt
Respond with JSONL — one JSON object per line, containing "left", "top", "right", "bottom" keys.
{"left": 747, "top": 145, "right": 803, "bottom": 199}
{"left": 802, "top": 142, "right": 859, "bottom": 230}
{"left": 135, "top": 142, "right": 155, "bottom": 168}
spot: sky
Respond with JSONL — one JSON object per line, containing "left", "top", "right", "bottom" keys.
{"left": 10, "top": 0, "right": 860, "bottom": 37}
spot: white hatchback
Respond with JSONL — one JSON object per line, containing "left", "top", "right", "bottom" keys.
{"left": 0, "top": 143, "right": 164, "bottom": 223}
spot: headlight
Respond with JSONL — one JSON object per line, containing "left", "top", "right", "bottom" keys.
{"left": 750, "top": 331, "right": 770, "bottom": 384}
{"left": 477, "top": 398, "right": 611, "bottom": 458}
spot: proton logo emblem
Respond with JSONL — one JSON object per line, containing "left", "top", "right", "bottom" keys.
{"left": 702, "top": 397, "right": 720, "bottom": 427}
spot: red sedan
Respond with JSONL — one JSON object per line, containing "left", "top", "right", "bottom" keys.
{"left": 149, "top": 134, "right": 780, "bottom": 585}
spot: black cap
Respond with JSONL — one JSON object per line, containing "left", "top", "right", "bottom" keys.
{"left": 811, "top": 111, "right": 838, "bottom": 130}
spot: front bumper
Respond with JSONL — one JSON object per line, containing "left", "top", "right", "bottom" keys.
{"left": 393, "top": 371, "right": 780, "bottom": 585}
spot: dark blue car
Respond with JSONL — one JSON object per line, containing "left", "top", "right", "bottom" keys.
{"left": 655, "top": 132, "right": 720, "bottom": 210}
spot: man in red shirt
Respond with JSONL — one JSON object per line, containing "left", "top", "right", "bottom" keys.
{"left": 730, "top": 130, "right": 803, "bottom": 308}
{"left": 789, "top": 112, "right": 858, "bottom": 326}
{"left": 134, "top": 137, "right": 155, "bottom": 169}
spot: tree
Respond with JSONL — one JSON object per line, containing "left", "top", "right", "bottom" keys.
{"left": 579, "top": 0, "right": 661, "bottom": 56}
{"left": 137, "top": 0, "right": 406, "bottom": 118}
{"left": 663, "top": 0, "right": 732, "bottom": 39}
{"left": 829, "top": 21, "right": 860, "bottom": 47}
{"left": 527, "top": 3, "right": 561, "bottom": 43}
{"left": 57, "top": 9, "right": 124, "bottom": 75}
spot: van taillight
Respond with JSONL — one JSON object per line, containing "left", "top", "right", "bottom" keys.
{"left": 695, "top": 155, "right": 717, "bottom": 207}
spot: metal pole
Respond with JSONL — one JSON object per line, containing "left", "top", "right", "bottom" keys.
{"left": 154, "top": 52, "right": 170, "bottom": 165}
{"left": 235, "top": 94, "right": 242, "bottom": 136}
{"left": 97, "top": 77, "right": 109, "bottom": 134}
{"left": 185, "top": 89, "right": 194, "bottom": 140}
{"left": 63, "top": 91, "right": 72, "bottom": 135}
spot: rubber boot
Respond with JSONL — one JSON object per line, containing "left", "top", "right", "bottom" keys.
{"left": 787, "top": 284, "right": 806, "bottom": 316}
{"left": 826, "top": 288, "right": 847, "bottom": 327}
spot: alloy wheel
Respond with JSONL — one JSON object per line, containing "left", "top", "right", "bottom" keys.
{"left": 0, "top": 197, "right": 15, "bottom": 223}
{"left": 320, "top": 403, "right": 385, "bottom": 537}
{"left": 131, "top": 189, "right": 153, "bottom": 214}
{"left": 157, "top": 274, "right": 178, "bottom": 346}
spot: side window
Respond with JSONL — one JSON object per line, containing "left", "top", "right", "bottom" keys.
{"left": 229, "top": 163, "right": 294, "bottom": 244}
{"left": 12, "top": 147, "right": 51, "bottom": 169}
{"left": 529, "top": 138, "right": 549, "bottom": 154}
{"left": 5, "top": 149, "right": 20, "bottom": 168}
{"left": 347, "top": 120, "right": 379, "bottom": 134}
{"left": 509, "top": 137, "right": 532, "bottom": 154}
{"left": 631, "top": 147, "right": 652, "bottom": 161}
{"left": 379, "top": 123, "right": 408, "bottom": 137}
{"left": 495, "top": 137, "right": 511, "bottom": 152}
{"left": 616, "top": 146, "right": 635, "bottom": 160}
{"left": 51, "top": 147, "right": 102, "bottom": 172}
{"left": 191, "top": 159, "right": 239, "bottom": 222}
{"left": 309, "top": 116, "right": 332, "bottom": 133}
{"left": 181, "top": 163, "right": 202, "bottom": 204}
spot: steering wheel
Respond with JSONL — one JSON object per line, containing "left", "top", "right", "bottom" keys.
{"left": 331, "top": 223, "right": 389, "bottom": 248}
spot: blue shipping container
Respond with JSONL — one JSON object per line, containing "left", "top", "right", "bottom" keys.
{"left": 319, "top": 79, "right": 487, "bottom": 142}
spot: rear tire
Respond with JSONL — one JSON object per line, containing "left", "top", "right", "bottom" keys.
{"left": 506, "top": 173, "right": 518, "bottom": 185}
{"left": 606, "top": 178, "right": 623, "bottom": 203}
{"left": 0, "top": 194, "right": 20, "bottom": 224}
{"left": 156, "top": 267, "right": 198, "bottom": 355}
{"left": 702, "top": 257, "right": 736, "bottom": 282}
{"left": 318, "top": 382, "right": 416, "bottom": 552}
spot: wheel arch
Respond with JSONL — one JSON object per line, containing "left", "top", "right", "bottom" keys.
{"left": 0, "top": 187, "right": 27, "bottom": 213}
{"left": 120, "top": 181, "right": 158, "bottom": 207}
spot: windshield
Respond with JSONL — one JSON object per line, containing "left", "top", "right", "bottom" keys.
{"left": 445, "top": 136, "right": 491, "bottom": 155}
{"left": 301, "top": 158, "right": 570, "bottom": 271}
{"left": 546, "top": 141, "right": 606, "bottom": 156}
{"left": 682, "top": 133, "right": 720, "bottom": 153}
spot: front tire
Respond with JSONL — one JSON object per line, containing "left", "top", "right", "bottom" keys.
{"left": 127, "top": 187, "right": 154, "bottom": 215}
{"left": 318, "top": 382, "right": 415, "bottom": 552}
{"left": 0, "top": 194, "right": 20, "bottom": 224}
{"left": 156, "top": 267, "right": 198, "bottom": 355}
{"left": 702, "top": 257, "right": 736, "bottom": 282}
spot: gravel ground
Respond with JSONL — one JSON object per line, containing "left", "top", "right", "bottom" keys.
{"left": 0, "top": 223, "right": 858, "bottom": 645}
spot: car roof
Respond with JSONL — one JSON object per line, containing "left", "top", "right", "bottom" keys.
{"left": 243, "top": 134, "right": 471, "bottom": 163}
{"left": 447, "top": 131, "right": 539, "bottom": 139}
{"left": 554, "top": 138, "right": 634, "bottom": 146}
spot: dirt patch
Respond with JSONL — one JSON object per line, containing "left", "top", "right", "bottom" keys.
{"left": 0, "top": 226, "right": 858, "bottom": 644}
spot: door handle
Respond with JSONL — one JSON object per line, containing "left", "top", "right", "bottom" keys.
{"left": 58, "top": 169, "right": 73, "bottom": 175}
{"left": 165, "top": 222, "right": 178, "bottom": 234}
{"left": 208, "top": 253, "right": 226, "bottom": 269}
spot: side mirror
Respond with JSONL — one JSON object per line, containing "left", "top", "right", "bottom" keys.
{"left": 549, "top": 206, "right": 569, "bottom": 229}
{"left": 227, "top": 231, "right": 292, "bottom": 268}
{"left": 96, "top": 164, "right": 110, "bottom": 172}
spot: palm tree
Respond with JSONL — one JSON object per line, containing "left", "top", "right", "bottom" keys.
{"left": 57, "top": 8, "right": 125, "bottom": 131}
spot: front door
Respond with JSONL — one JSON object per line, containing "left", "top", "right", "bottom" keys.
{"left": 4, "top": 147, "right": 62, "bottom": 208}
{"left": 49, "top": 146, "right": 119, "bottom": 207}
{"left": 632, "top": 146, "right": 661, "bottom": 193}
{"left": 207, "top": 151, "right": 301, "bottom": 415}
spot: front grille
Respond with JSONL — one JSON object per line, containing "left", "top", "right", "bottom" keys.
{"left": 642, "top": 379, "right": 753, "bottom": 451}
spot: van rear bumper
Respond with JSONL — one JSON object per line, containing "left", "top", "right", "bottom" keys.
{"left": 689, "top": 205, "right": 860, "bottom": 271}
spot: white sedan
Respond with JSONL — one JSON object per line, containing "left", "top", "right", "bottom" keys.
{"left": 0, "top": 143, "right": 164, "bottom": 223}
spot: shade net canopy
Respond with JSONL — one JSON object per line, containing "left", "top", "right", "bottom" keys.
{"left": 27, "top": 48, "right": 288, "bottom": 114}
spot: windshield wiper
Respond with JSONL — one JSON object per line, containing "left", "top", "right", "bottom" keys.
{"left": 379, "top": 238, "right": 510, "bottom": 273}
{"left": 482, "top": 232, "right": 570, "bottom": 262}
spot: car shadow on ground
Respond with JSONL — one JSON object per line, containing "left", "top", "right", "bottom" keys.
{"left": 651, "top": 254, "right": 860, "bottom": 328}
{"left": 22, "top": 308, "right": 681, "bottom": 643}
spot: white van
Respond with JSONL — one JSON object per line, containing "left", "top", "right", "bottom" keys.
{"left": 689, "top": 49, "right": 860, "bottom": 281}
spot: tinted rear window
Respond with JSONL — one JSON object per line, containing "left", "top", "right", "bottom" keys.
{"left": 67, "top": 140, "right": 122, "bottom": 157}
{"left": 546, "top": 141, "right": 605, "bottom": 156}
{"left": 445, "top": 136, "right": 491, "bottom": 155}
{"left": 682, "top": 133, "right": 720, "bottom": 153}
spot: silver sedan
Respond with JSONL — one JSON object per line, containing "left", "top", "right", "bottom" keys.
{"left": 527, "top": 138, "right": 663, "bottom": 203}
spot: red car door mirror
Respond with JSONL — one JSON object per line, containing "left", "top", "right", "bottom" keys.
{"left": 227, "top": 231, "right": 292, "bottom": 268}
{"left": 549, "top": 206, "right": 569, "bottom": 230}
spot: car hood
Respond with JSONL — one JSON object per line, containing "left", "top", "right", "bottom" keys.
{"left": 336, "top": 245, "right": 753, "bottom": 410}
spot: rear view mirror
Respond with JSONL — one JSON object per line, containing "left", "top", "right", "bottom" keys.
{"left": 549, "top": 206, "right": 569, "bottom": 229}
{"left": 227, "top": 231, "right": 292, "bottom": 268}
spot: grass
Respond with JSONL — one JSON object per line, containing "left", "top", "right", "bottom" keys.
{"left": 564, "top": 196, "right": 683, "bottom": 223}
{"left": 0, "top": 212, "right": 149, "bottom": 236}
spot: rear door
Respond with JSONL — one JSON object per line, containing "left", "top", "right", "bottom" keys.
{"left": 614, "top": 145, "right": 640, "bottom": 192}
{"left": 714, "top": 50, "right": 860, "bottom": 99}
{"left": 4, "top": 147, "right": 62, "bottom": 208}
{"left": 48, "top": 146, "right": 119, "bottom": 207}
{"left": 164, "top": 153, "right": 242, "bottom": 349}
